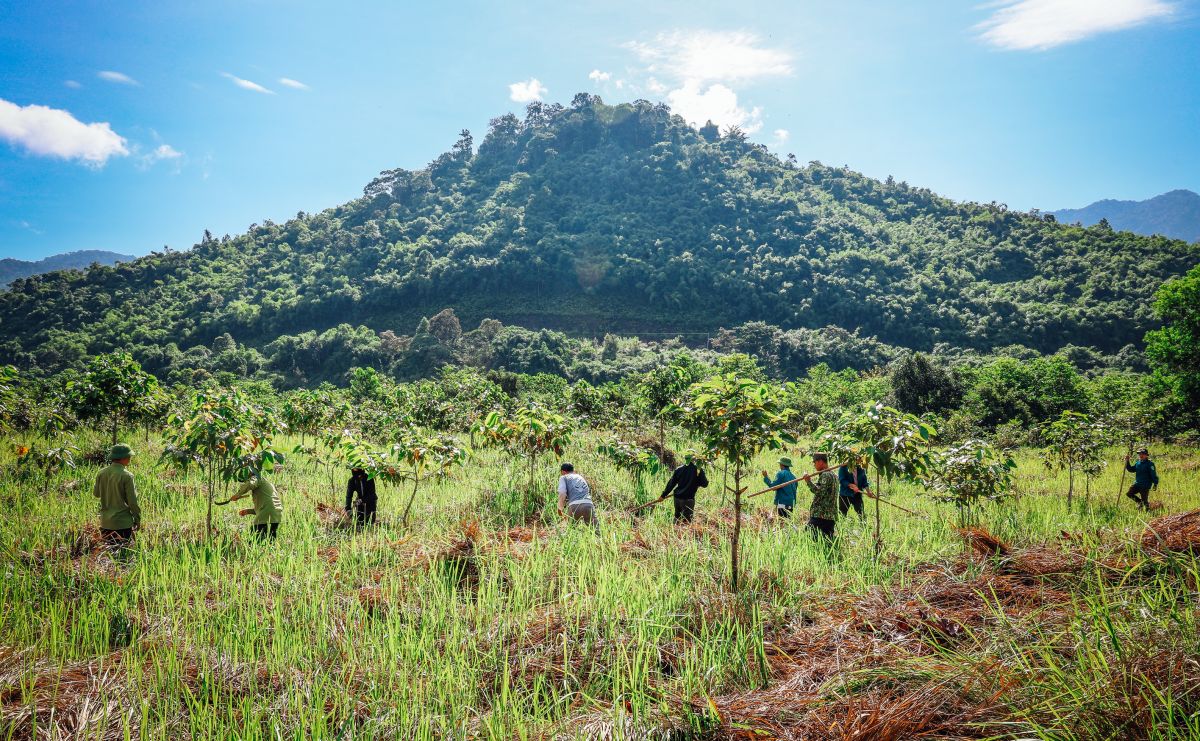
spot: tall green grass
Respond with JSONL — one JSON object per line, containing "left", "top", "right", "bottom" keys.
{"left": 1, "top": 432, "right": 1197, "bottom": 738}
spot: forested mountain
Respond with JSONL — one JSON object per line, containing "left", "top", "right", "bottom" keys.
{"left": 1050, "top": 189, "right": 1200, "bottom": 243}
{"left": 0, "top": 96, "right": 1196, "bottom": 386}
{"left": 0, "top": 249, "right": 134, "bottom": 288}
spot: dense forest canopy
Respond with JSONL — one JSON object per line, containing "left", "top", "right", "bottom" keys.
{"left": 0, "top": 95, "right": 1196, "bottom": 387}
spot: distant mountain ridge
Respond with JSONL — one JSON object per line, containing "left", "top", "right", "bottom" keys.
{"left": 1, "top": 250, "right": 134, "bottom": 287}
{"left": 1050, "top": 189, "right": 1200, "bottom": 243}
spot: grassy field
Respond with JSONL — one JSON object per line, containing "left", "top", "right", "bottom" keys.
{"left": 2, "top": 430, "right": 1199, "bottom": 739}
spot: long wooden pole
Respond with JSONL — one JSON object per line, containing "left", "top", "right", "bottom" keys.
{"left": 746, "top": 464, "right": 847, "bottom": 498}
{"left": 745, "top": 465, "right": 923, "bottom": 517}
{"left": 1115, "top": 440, "right": 1133, "bottom": 505}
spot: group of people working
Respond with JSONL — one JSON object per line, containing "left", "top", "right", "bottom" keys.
{"left": 91, "top": 443, "right": 377, "bottom": 548}
{"left": 91, "top": 442, "right": 1164, "bottom": 548}
{"left": 554, "top": 450, "right": 870, "bottom": 542}
{"left": 663, "top": 449, "right": 872, "bottom": 541}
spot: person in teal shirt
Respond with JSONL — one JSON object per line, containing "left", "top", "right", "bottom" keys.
{"left": 1123, "top": 448, "right": 1159, "bottom": 511}
{"left": 761, "top": 457, "right": 799, "bottom": 519}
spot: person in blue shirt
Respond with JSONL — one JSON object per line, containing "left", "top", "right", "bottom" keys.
{"left": 761, "top": 457, "right": 799, "bottom": 519}
{"left": 838, "top": 463, "right": 869, "bottom": 518}
{"left": 1124, "top": 448, "right": 1159, "bottom": 511}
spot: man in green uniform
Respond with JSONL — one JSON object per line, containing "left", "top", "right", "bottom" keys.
{"left": 801, "top": 452, "right": 838, "bottom": 542}
{"left": 93, "top": 443, "right": 140, "bottom": 547}
{"left": 230, "top": 474, "right": 283, "bottom": 541}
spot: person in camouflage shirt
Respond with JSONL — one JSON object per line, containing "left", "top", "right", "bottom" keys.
{"left": 801, "top": 452, "right": 838, "bottom": 542}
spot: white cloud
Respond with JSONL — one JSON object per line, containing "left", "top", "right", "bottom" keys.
{"left": 0, "top": 97, "right": 129, "bottom": 165}
{"left": 509, "top": 78, "right": 547, "bottom": 103}
{"left": 220, "top": 72, "right": 275, "bottom": 94}
{"left": 98, "top": 70, "right": 139, "bottom": 86}
{"left": 149, "top": 144, "right": 182, "bottom": 161}
{"left": 64, "top": 80, "right": 82, "bottom": 89}
{"left": 977, "top": 0, "right": 1175, "bottom": 50}
{"left": 667, "top": 81, "right": 763, "bottom": 133}
{"left": 624, "top": 30, "right": 792, "bottom": 133}
{"left": 625, "top": 30, "right": 792, "bottom": 85}
{"left": 138, "top": 143, "right": 184, "bottom": 171}
{"left": 279, "top": 77, "right": 310, "bottom": 90}
{"left": 772, "top": 128, "right": 790, "bottom": 144}
{"left": 588, "top": 69, "right": 612, "bottom": 83}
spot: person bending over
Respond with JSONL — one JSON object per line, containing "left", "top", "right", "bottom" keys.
{"left": 557, "top": 463, "right": 598, "bottom": 532}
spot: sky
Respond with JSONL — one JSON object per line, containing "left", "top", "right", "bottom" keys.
{"left": 1, "top": 0, "right": 1198, "bottom": 261}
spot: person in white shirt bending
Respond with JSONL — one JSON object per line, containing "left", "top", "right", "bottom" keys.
{"left": 556, "top": 462, "right": 599, "bottom": 532}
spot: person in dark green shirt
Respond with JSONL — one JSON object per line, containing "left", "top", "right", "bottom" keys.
{"left": 761, "top": 457, "right": 799, "bottom": 519}
{"left": 93, "top": 443, "right": 140, "bottom": 547}
{"left": 1123, "top": 448, "right": 1159, "bottom": 511}
{"left": 231, "top": 475, "right": 283, "bottom": 541}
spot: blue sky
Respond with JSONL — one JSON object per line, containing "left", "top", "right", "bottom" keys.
{"left": 1, "top": 0, "right": 1197, "bottom": 261}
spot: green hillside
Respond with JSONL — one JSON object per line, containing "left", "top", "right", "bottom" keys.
{"left": 0, "top": 96, "right": 1195, "bottom": 385}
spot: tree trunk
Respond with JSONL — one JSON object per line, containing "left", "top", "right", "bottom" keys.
{"left": 111, "top": 414, "right": 119, "bottom": 446}
{"left": 205, "top": 456, "right": 214, "bottom": 544}
{"left": 731, "top": 464, "right": 742, "bottom": 592}
{"left": 874, "top": 476, "right": 883, "bottom": 560}
{"left": 721, "top": 461, "right": 729, "bottom": 506}
{"left": 401, "top": 478, "right": 420, "bottom": 528}
{"left": 1067, "top": 467, "right": 1074, "bottom": 511}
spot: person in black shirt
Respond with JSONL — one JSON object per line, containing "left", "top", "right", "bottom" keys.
{"left": 660, "top": 450, "right": 708, "bottom": 524}
{"left": 345, "top": 467, "right": 377, "bottom": 526}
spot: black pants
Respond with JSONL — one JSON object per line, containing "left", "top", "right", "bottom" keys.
{"left": 252, "top": 523, "right": 279, "bottom": 541}
{"left": 101, "top": 528, "right": 133, "bottom": 545}
{"left": 839, "top": 494, "right": 864, "bottom": 518}
{"left": 673, "top": 497, "right": 695, "bottom": 524}
{"left": 1125, "top": 485, "right": 1151, "bottom": 510}
{"left": 776, "top": 504, "right": 794, "bottom": 519}
{"left": 807, "top": 517, "right": 835, "bottom": 541}
{"left": 352, "top": 499, "right": 377, "bottom": 526}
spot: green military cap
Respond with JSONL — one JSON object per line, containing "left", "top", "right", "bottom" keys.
{"left": 1137, "top": 448, "right": 1150, "bottom": 455}
{"left": 108, "top": 444, "right": 133, "bottom": 461}
{"left": 778, "top": 457, "right": 793, "bottom": 468}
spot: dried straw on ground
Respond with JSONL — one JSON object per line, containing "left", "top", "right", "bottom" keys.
{"left": 1141, "top": 508, "right": 1200, "bottom": 555}
{"left": 957, "top": 527, "right": 1009, "bottom": 557}
{"left": 0, "top": 646, "right": 137, "bottom": 741}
